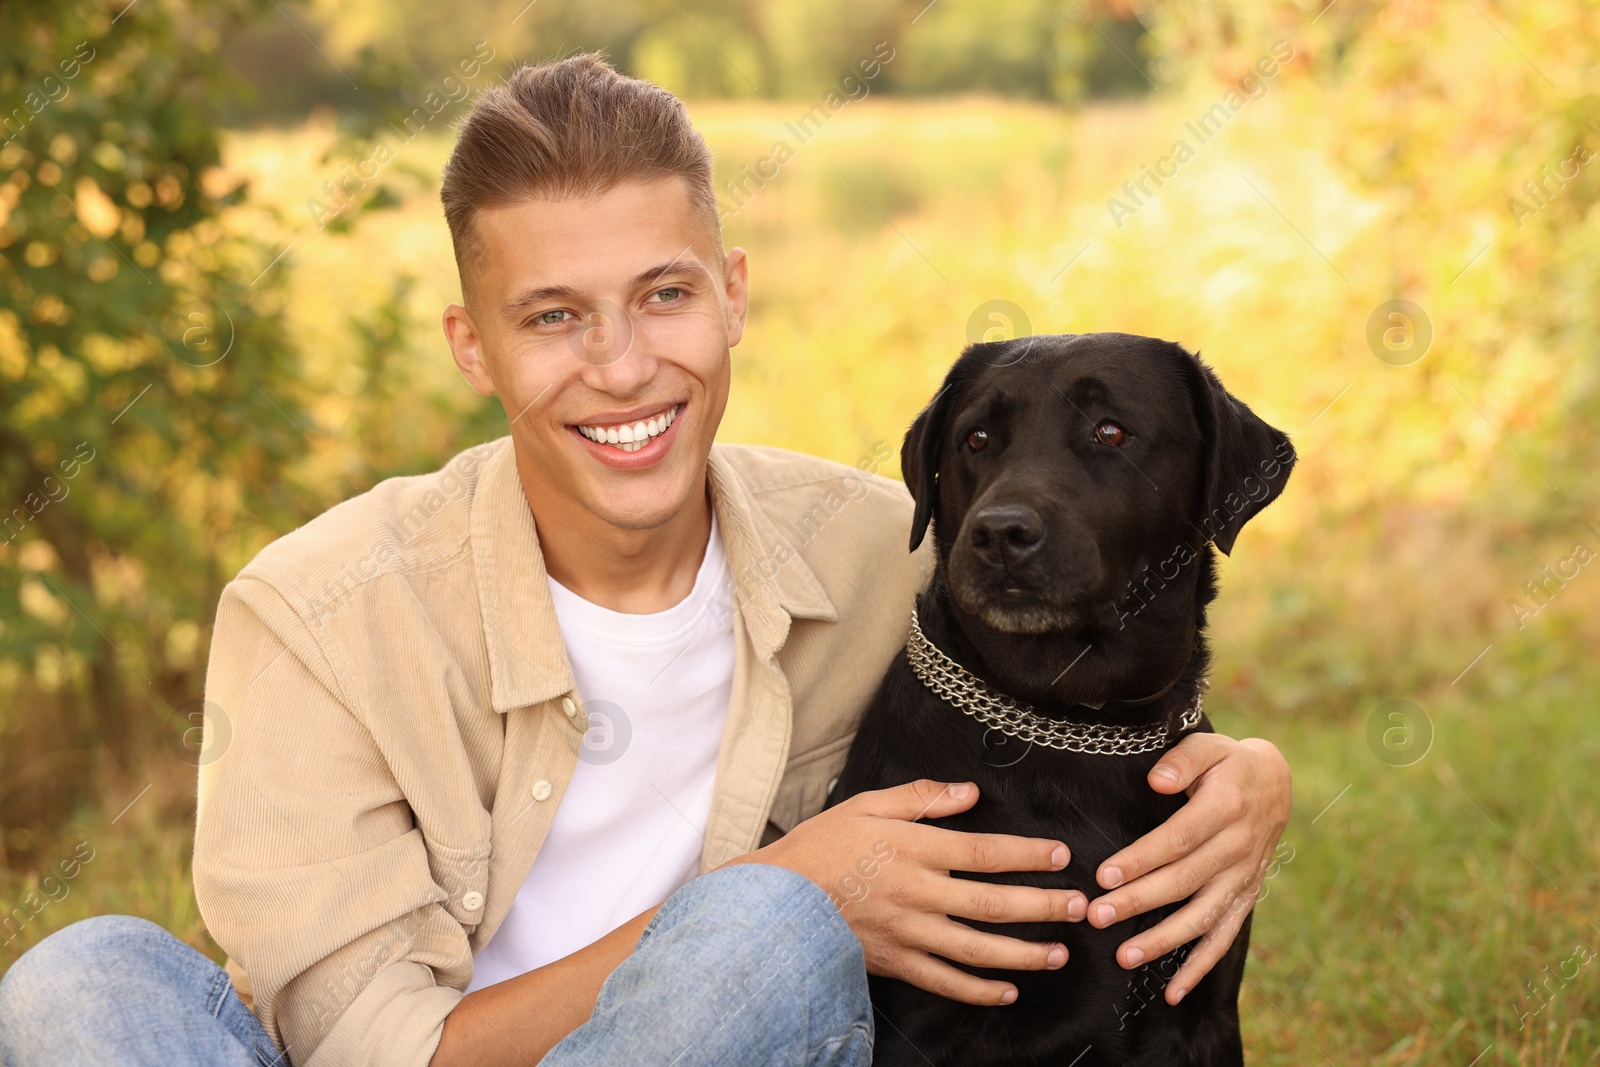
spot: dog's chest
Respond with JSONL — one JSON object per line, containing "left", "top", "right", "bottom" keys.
{"left": 874, "top": 659, "right": 1191, "bottom": 878}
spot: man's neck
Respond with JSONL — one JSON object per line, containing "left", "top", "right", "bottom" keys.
{"left": 514, "top": 447, "right": 714, "bottom": 615}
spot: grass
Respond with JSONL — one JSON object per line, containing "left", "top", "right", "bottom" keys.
{"left": 1226, "top": 674, "right": 1600, "bottom": 1065}
{"left": 4, "top": 90, "right": 1597, "bottom": 1065}
{"left": 6, "top": 665, "right": 1594, "bottom": 1064}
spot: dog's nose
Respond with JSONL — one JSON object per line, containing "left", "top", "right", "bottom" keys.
{"left": 969, "top": 504, "right": 1045, "bottom": 566}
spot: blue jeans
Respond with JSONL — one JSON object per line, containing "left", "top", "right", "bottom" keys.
{"left": 0, "top": 863, "right": 874, "bottom": 1066}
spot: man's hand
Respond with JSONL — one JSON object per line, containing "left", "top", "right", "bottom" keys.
{"left": 1087, "top": 733, "right": 1292, "bottom": 1004}
{"left": 718, "top": 779, "right": 1089, "bottom": 1006}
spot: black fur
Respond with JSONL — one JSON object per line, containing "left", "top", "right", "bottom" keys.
{"left": 827, "top": 333, "right": 1295, "bottom": 1066}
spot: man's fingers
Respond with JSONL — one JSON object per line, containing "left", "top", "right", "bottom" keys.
{"left": 1089, "top": 837, "right": 1238, "bottom": 929}
{"left": 1146, "top": 731, "right": 1230, "bottom": 794}
{"left": 904, "top": 914, "right": 1070, "bottom": 974}
{"left": 1164, "top": 889, "right": 1257, "bottom": 1003}
{"left": 1097, "top": 795, "right": 1232, "bottom": 890}
{"left": 880, "top": 948, "right": 1020, "bottom": 1007}
{"left": 940, "top": 878, "right": 1088, "bottom": 925}
{"left": 847, "top": 779, "right": 981, "bottom": 823}
{"left": 1107, "top": 865, "right": 1253, "bottom": 967}
{"left": 916, "top": 826, "right": 1070, "bottom": 875}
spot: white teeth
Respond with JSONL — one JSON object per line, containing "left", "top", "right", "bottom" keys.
{"left": 577, "top": 404, "right": 681, "bottom": 452}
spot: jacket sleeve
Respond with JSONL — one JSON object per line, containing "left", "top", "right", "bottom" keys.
{"left": 193, "top": 575, "right": 469, "bottom": 1067}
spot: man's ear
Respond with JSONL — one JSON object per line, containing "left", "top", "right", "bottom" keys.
{"left": 1187, "top": 350, "right": 1296, "bottom": 555}
{"left": 443, "top": 304, "right": 497, "bottom": 397}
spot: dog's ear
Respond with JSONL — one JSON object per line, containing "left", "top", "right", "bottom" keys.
{"left": 1187, "top": 352, "right": 1296, "bottom": 556}
{"left": 903, "top": 382, "right": 954, "bottom": 553}
{"left": 903, "top": 342, "right": 1001, "bottom": 552}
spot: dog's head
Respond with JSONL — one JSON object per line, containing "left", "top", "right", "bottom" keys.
{"left": 904, "top": 334, "right": 1295, "bottom": 645}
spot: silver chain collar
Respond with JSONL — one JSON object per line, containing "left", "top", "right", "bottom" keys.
{"left": 905, "top": 607, "right": 1203, "bottom": 756}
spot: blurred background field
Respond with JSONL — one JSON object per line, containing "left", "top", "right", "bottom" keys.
{"left": 2, "top": 1, "right": 1598, "bottom": 1063}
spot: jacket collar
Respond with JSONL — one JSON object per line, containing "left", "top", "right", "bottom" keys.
{"left": 471, "top": 437, "right": 838, "bottom": 714}
{"left": 706, "top": 443, "right": 838, "bottom": 658}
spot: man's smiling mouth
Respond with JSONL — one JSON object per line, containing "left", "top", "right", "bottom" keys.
{"left": 574, "top": 403, "right": 683, "bottom": 453}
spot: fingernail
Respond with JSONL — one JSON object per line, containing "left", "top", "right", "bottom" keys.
{"left": 1050, "top": 845, "right": 1068, "bottom": 868}
{"left": 1153, "top": 765, "right": 1179, "bottom": 782}
{"left": 1101, "top": 865, "right": 1123, "bottom": 888}
{"left": 1000, "top": 988, "right": 1017, "bottom": 1004}
{"left": 1171, "top": 986, "right": 1188, "bottom": 1003}
{"left": 1124, "top": 946, "right": 1145, "bottom": 967}
{"left": 1067, "top": 894, "right": 1087, "bottom": 921}
{"left": 948, "top": 782, "right": 971, "bottom": 800}
{"left": 1047, "top": 946, "right": 1066, "bottom": 968}
{"left": 1096, "top": 903, "right": 1116, "bottom": 925}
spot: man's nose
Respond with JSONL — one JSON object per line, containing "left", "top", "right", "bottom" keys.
{"left": 576, "top": 307, "right": 655, "bottom": 390}
{"left": 968, "top": 504, "right": 1045, "bottom": 567}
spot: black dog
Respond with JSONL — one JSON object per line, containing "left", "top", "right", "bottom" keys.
{"left": 826, "top": 333, "right": 1295, "bottom": 1066}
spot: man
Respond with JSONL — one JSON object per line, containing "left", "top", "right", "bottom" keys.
{"left": 0, "top": 55, "right": 1291, "bottom": 1067}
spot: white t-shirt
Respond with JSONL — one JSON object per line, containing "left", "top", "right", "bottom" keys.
{"left": 465, "top": 514, "right": 735, "bottom": 991}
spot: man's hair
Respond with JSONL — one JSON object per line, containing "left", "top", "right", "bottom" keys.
{"left": 441, "top": 54, "right": 721, "bottom": 304}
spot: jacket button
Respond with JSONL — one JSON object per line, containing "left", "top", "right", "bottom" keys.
{"left": 532, "top": 779, "right": 553, "bottom": 802}
{"left": 461, "top": 891, "right": 484, "bottom": 912}
{"left": 561, "top": 696, "right": 578, "bottom": 719}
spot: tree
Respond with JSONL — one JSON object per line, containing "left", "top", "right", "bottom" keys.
{"left": 1, "top": 0, "right": 313, "bottom": 836}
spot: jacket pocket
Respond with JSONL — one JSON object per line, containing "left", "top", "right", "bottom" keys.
{"left": 765, "top": 731, "right": 857, "bottom": 838}
{"left": 426, "top": 837, "right": 494, "bottom": 928}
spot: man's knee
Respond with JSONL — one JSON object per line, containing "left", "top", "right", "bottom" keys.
{"left": 663, "top": 863, "right": 870, "bottom": 1022}
{"left": 0, "top": 916, "right": 163, "bottom": 1027}
{"left": 0, "top": 915, "right": 202, "bottom": 1026}
{"left": 670, "top": 863, "right": 861, "bottom": 964}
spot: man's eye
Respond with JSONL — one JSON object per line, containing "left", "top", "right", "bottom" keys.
{"left": 533, "top": 310, "right": 569, "bottom": 327}
{"left": 650, "top": 287, "right": 684, "bottom": 303}
{"left": 1095, "top": 420, "right": 1129, "bottom": 447}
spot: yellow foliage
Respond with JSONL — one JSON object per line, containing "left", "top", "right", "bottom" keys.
{"left": 215, "top": 4, "right": 1596, "bottom": 708}
{"left": 73, "top": 176, "right": 120, "bottom": 238}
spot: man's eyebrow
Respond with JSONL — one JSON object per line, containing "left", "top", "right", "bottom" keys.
{"left": 630, "top": 259, "right": 713, "bottom": 288}
{"left": 501, "top": 284, "right": 578, "bottom": 318}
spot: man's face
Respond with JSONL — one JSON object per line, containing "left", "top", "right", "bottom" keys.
{"left": 444, "top": 177, "right": 746, "bottom": 531}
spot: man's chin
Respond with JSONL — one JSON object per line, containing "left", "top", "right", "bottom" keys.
{"left": 583, "top": 469, "right": 707, "bottom": 532}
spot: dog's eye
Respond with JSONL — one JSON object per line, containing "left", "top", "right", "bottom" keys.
{"left": 1094, "top": 420, "right": 1128, "bottom": 447}
{"left": 965, "top": 428, "right": 989, "bottom": 452}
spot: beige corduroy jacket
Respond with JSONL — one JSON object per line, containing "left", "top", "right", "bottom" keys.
{"left": 192, "top": 434, "right": 932, "bottom": 1067}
